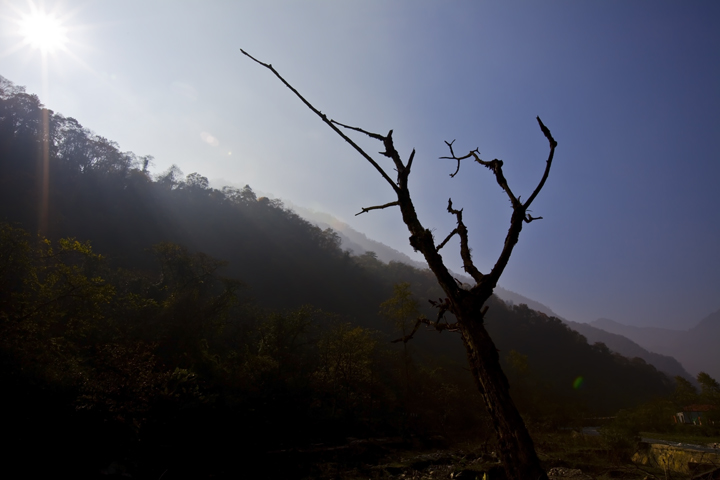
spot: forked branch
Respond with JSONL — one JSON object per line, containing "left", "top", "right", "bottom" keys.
{"left": 440, "top": 140, "right": 476, "bottom": 178}
{"left": 242, "top": 49, "right": 556, "bottom": 302}
{"left": 241, "top": 50, "right": 459, "bottom": 294}
{"left": 485, "top": 117, "right": 557, "bottom": 285}
{"left": 331, "top": 119, "right": 385, "bottom": 141}
{"left": 441, "top": 142, "right": 519, "bottom": 207}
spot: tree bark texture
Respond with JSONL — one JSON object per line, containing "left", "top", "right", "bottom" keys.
{"left": 242, "top": 49, "right": 556, "bottom": 480}
{"left": 458, "top": 301, "right": 547, "bottom": 480}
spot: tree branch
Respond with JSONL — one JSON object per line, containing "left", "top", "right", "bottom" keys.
{"left": 441, "top": 141, "right": 519, "bottom": 207}
{"left": 331, "top": 119, "right": 385, "bottom": 141}
{"left": 242, "top": 48, "right": 486, "bottom": 306}
{"left": 390, "top": 317, "right": 460, "bottom": 343}
{"left": 391, "top": 297, "right": 460, "bottom": 343}
{"left": 381, "top": 130, "right": 407, "bottom": 174}
{"left": 447, "top": 199, "right": 484, "bottom": 283}
{"left": 436, "top": 228, "right": 459, "bottom": 252}
{"left": 487, "top": 118, "right": 557, "bottom": 285}
{"left": 240, "top": 49, "right": 399, "bottom": 193}
{"left": 439, "top": 140, "right": 476, "bottom": 178}
{"left": 404, "top": 149, "right": 415, "bottom": 179}
{"left": 355, "top": 201, "right": 400, "bottom": 216}
{"left": 471, "top": 154, "right": 519, "bottom": 207}
{"left": 391, "top": 319, "right": 422, "bottom": 344}
{"left": 523, "top": 116, "right": 557, "bottom": 209}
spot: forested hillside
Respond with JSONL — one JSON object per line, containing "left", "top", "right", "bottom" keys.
{"left": 0, "top": 76, "right": 678, "bottom": 477}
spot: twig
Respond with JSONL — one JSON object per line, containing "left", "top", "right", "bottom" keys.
{"left": 436, "top": 228, "right": 459, "bottom": 252}
{"left": 355, "top": 201, "right": 399, "bottom": 216}
{"left": 391, "top": 297, "right": 463, "bottom": 343}
{"left": 331, "top": 120, "right": 385, "bottom": 141}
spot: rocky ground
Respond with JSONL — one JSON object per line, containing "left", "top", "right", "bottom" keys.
{"left": 94, "top": 433, "right": 690, "bottom": 479}
{"left": 261, "top": 435, "right": 669, "bottom": 480}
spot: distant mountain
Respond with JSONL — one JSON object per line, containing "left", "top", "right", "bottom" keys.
{"left": 564, "top": 320, "right": 693, "bottom": 381}
{"left": 591, "top": 311, "right": 720, "bottom": 380}
{"left": 278, "top": 202, "right": 706, "bottom": 384}
{"left": 284, "top": 202, "right": 429, "bottom": 269}
{"left": 0, "top": 73, "right": 683, "bottom": 449}
{"left": 591, "top": 318, "right": 679, "bottom": 352}
{"left": 492, "top": 286, "right": 565, "bottom": 320}
{"left": 287, "top": 203, "right": 571, "bottom": 316}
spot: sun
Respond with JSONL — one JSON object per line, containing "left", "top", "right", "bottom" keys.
{"left": 19, "top": 10, "right": 68, "bottom": 54}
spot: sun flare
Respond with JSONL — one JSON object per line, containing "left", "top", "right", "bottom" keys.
{"left": 19, "top": 11, "right": 68, "bottom": 54}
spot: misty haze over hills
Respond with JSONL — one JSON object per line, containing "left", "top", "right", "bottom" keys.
{"left": 278, "top": 201, "right": 706, "bottom": 382}
{"left": 285, "top": 201, "right": 573, "bottom": 316}
{"left": 1, "top": 75, "right": 714, "bottom": 478}
{"left": 283, "top": 201, "right": 429, "bottom": 270}
{"left": 0, "top": 71, "right": 677, "bottom": 407}
{"left": 564, "top": 320, "right": 693, "bottom": 381}
{"left": 2, "top": 2, "right": 720, "bottom": 475}
{"left": 591, "top": 314, "right": 720, "bottom": 380}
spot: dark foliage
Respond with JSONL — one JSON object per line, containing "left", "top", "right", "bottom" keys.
{"left": 486, "top": 302, "right": 675, "bottom": 417}
{"left": 0, "top": 76, "right": 678, "bottom": 477}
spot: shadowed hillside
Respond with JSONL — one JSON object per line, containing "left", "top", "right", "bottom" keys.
{"left": 0, "top": 77, "right": 682, "bottom": 479}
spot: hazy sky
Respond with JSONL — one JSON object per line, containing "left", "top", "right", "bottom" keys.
{"left": 1, "top": 1, "right": 719, "bottom": 329}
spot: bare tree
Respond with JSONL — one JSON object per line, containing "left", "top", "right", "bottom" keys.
{"left": 242, "top": 49, "right": 557, "bottom": 480}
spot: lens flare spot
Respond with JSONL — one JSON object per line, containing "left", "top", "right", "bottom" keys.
{"left": 573, "top": 376, "right": 584, "bottom": 389}
{"left": 200, "top": 131, "right": 219, "bottom": 147}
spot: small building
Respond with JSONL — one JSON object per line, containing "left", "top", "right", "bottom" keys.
{"left": 675, "top": 404, "right": 717, "bottom": 426}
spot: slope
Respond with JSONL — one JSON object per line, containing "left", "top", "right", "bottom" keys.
{"left": 0, "top": 75, "right": 675, "bottom": 415}
{"left": 564, "top": 319, "right": 693, "bottom": 381}
{"left": 591, "top": 312, "right": 720, "bottom": 379}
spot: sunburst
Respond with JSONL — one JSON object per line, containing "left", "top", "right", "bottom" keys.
{"left": 0, "top": 1, "right": 96, "bottom": 100}
{"left": 1, "top": 1, "right": 82, "bottom": 234}
{"left": 2, "top": 1, "right": 79, "bottom": 60}
{"left": 19, "top": 9, "right": 69, "bottom": 54}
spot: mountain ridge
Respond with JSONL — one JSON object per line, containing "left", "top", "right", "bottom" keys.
{"left": 282, "top": 200, "right": 429, "bottom": 269}
{"left": 590, "top": 312, "right": 720, "bottom": 380}
{"left": 564, "top": 319, "right": 693, "bottom": 381}
{"left": 281, "top": 201, "right": 700, "bottom": 382}
{"left": 0, "top": 76, "right": 688, "bottom": 416}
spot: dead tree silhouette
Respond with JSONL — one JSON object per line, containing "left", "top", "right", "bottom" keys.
{"left": 242, "top": 49, "right": 557, "bottom": 480}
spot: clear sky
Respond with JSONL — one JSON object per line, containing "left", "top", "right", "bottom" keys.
{"left": 1, "top": 0, "right": 719, "bottom": 329}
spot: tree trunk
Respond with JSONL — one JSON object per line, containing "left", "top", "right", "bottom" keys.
{"left": 241, "top": 49, "right": 557, "bottom": 480}
{"left": 458, "top": 306, "right": 548, "bottom": 480}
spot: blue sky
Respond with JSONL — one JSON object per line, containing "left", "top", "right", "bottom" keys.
{"left": 1, "top": 1, "right": 718, "bottom": 329}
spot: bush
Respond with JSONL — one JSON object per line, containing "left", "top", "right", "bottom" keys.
{"left": 600, "top": 410, "right": 640, "bottom": 463}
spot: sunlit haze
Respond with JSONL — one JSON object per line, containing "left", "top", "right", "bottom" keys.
{"left": 1, "top": 1, "right": 718, "bottom": 329}
{"left": 19, "top": 10, "right": 67, "bottom": 53}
